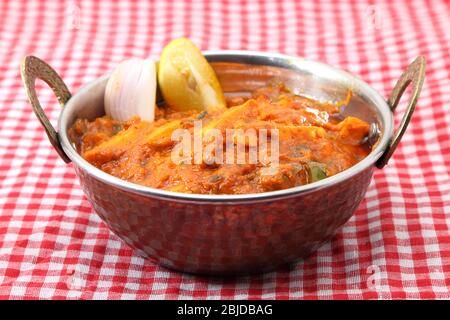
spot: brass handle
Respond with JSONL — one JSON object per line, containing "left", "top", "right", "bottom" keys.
{"left": 20, "top": 56, "right": 72, "bottom": 163}
{"left": 376, "top": 56, "right": 426, "bottom": 169}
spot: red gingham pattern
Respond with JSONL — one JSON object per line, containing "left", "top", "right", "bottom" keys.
{"left": 0, "top": 0, "right": 449, "bottom": 299}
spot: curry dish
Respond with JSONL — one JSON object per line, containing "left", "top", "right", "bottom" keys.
{"left": 69, "top": 85, "right": 372, "bottom": 194}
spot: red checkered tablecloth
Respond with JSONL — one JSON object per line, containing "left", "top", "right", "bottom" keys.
{"left": 0, "top": 0, "right": 449, "bottom": 299}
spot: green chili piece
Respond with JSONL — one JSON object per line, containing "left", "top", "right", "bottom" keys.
{"left": 308, "top": 162, "right": 327, "bottom": 182}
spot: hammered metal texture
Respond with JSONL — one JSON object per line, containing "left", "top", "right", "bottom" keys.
{"left": 75, "top": 165, "right": 374, "bottom": 275}
{"left": 21, "top": 56, "right": 72, "bottom": 163}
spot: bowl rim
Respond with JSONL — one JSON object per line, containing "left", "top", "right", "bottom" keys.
{"left": 58, "top": 50, "right": 393, "bottom": 203}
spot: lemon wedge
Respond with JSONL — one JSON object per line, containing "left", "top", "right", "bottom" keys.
{"left": 158, "top": 37, "right": 226, "bottom": 112}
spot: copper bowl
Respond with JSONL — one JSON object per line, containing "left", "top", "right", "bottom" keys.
{"left": 21, "top": 52, "right": 425, "bottom": 275}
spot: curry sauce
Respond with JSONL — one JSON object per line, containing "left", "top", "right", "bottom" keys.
{"left": 69, "top": 85, "right": 372, "bottom": 194}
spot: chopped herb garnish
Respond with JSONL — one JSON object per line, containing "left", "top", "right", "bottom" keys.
{"left": 209, "top": 175, "right": 223, "bottom": 183}
{"left": 197, "top": 111, "right": 208, "bottom": 119}
{"left": 112, "top": 124, "right": 123, "bottom": 134}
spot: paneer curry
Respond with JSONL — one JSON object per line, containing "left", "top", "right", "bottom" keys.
{"left": 69, "top": 85, "right": 373, "bottom": 194}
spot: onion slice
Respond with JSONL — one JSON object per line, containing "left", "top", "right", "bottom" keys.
{"left": 104, "top": 58, "right": 156, "bottom": 122}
